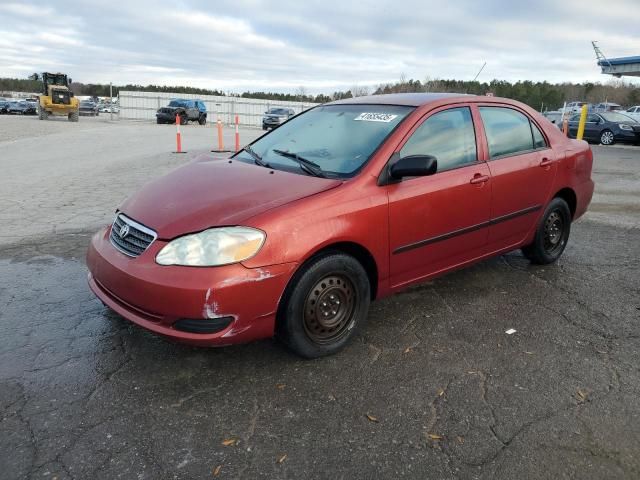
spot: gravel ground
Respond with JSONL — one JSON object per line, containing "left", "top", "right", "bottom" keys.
{"left": 0, "top": 115, "right": 639, "bottom": 479}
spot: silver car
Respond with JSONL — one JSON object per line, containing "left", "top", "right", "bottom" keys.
{"left": 262, "top": 107, "right": 295, "bottom": 130}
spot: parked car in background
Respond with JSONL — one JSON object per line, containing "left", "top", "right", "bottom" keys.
{"left": 560, "top": 101, "right": 587, "bottom": 115}
{"left": 79, "top": 100, "right": 99, "bottom": 116}
{"left": 593, "top": 102, "right": 623, "bottom": 113}
{"left": 0, "top": 98, "right": 10, "bottom": 114}
{"left": 87, "top": 93, "right": 594, "bottom": 358}
{"left": 567, "top": 111, "right": 639, "bottom": 145}
{"left": 99, "top": 104, "right": 112, "bottom": 113}
{"left": 542, "top": 110, "right": 563, "bottom": 127}
{"left": 623, "top": 105, "right": 640, "bottom": 121}
{"left": 7, "top": 100, "right": 35, "bottom": 115}
{"left": 156, "top": 99, "right": 207, "bottom": 125}
{"left": 262, "top": 107, "right": 295, "bottom": 130}
{"left": 21, "top": 100, "right": 37, "bottom": 115}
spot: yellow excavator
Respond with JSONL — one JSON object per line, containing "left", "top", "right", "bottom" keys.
{"left": 38, "top": 72, "right": 79, "bottom": 121}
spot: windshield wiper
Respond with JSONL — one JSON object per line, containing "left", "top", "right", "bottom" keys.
{"left": 272, "top": 149, "right": 326, "bottom": 178}
{"left": 243, "top": 146, "right": 270, "bottom": 168}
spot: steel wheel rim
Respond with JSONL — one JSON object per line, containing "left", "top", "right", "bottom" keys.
{"left": 543, "top": 210, "right": 564, "bottom": 254}
{"left": 303, "top": 274, "right": 357, "bottom": 345}
{"left": 601, "top": 131, "right": 613, "bottom": 145}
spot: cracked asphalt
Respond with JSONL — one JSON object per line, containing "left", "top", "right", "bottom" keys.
{"left": 1, "top": 115, "right": 639, "bottom": 479}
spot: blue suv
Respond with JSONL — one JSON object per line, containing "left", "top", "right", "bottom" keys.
{"left": 156, "top": 99, "right": 207, "bottom": 125}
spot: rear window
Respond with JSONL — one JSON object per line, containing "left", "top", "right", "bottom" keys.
{"left": 479, "top": 107, "right": 546, "bottom": 158}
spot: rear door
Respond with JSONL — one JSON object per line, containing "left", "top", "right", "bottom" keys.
{"left": 387, "top": 105, "right": 492, "bottom": 288}
{"left": 477, "top": 105, "right": 557, "bottom": 250}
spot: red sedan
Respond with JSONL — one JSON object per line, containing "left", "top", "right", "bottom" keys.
{"left": 87, "top": 93, "right": 594, "bottom": 358}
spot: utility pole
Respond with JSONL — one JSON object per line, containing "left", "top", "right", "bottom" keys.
{"left": 109, "top": 82, "right": 113, "bottom": 121}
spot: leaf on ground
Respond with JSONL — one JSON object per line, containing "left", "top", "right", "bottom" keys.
{"left": 436, "top": 388, "right": 445, "bottom": 397}
{"left": 576, "top": 388, "right": 589, "bottom": 402}
{"left": 456, "top": 436, "right": 465, "bottom": 444}
{"left": 524, "top": 351, "right": 534, "bottom": 355}
{"left": 366, "top": 413, "right": 379, "bottom": 423}
{"left": 222, "top": 438, "right": 238, "bottom": 446}
{"left": 403, "top": 347, "right": 412, "bottom": 354}
{"left": 276, "top": 383, "right": 286, "bottom": 390}
{"left": 277, "top": 454, "right": 287, "bottom": 464}
{"left": 213, "top": 465, "right": 222, "bottom": 476}
{"left": 427, "top": 433, "right": 443, "bottom": 440}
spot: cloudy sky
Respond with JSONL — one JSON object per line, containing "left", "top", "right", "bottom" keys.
{"left": 1, "top": 0, "right": 639, "bottom": 93}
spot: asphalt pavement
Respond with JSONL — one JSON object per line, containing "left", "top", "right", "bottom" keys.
{"left": 0, "top": 115, "right": 639, "bottom": 479}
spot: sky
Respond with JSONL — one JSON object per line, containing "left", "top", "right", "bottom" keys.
{"left": 1, "top": 0, "right": 639, "bottom": 94}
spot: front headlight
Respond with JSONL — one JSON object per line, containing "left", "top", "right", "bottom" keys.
{"left": 619, "top": 123, "right": 633, "bottom": 131}
{"left": 155, "top": 227, "right": 265, "bottom": 266}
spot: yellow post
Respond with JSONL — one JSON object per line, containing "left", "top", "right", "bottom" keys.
{"left": 576, "top": 104, "right": 588, "bottom": 140}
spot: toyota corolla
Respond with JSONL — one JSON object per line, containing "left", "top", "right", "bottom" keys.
{"left": 87, "top": 93, "right": 594, "bottom": 358}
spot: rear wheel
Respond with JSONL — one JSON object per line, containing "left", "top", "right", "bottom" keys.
{"left": 600, "top": 129, "right": 614, "bottom": 145}
{"left": 198, "top": 114, "right": 206, "bottom": 125}
{"left": 38, "top": 107, "right": 48, "bottom": 120}
{"left": 277, "top": 253, "right": 370, "bottom": 358}
{"left": 68, "top": 111, "right": 79, "bottom": 122}
{"left": 522, "top": 198, "right": 571, "bottom": 264}
{"left": 180, "top": 114, "right": 188, "bottom": 125}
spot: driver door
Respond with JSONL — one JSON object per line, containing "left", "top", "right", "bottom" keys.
{"left": 387, "top": 105, "right": 492, "bottom": 289}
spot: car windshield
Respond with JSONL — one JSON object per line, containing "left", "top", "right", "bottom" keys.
{"left": 601, "top": 112, "right": 638, "bottom": 123}
{"left": 267, "top": 108, "right": 288, "bottom": 115}
{"left": 237, "top": 104, "right": 414, "bottom": 178}
{"left": 168, "top": 100, "right": 188, "bottom": 107}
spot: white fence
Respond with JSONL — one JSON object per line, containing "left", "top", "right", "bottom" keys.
{"left": 118, "top": 91, "right": 318, "bottom": 127}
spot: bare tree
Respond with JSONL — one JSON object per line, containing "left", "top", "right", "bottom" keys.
{"left": 351, "top": 84, "right": 370, "bottom": 97}
{"left": 296, "top": 86, "right": 307, "bottom": 101}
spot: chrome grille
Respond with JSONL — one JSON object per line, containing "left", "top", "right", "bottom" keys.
{"left": 109, "top": 214, "right": 157, "bottom": 257}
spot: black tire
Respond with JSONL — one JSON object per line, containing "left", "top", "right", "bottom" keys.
{"left": 68, "top": 111, "right": 79, "bottom": 122}
{"left": 38, "top": 107, "right": 48, "bottom": 120}
{"left": 180, "top": 114, "right": 188, "bottom": 125}
{"left": 156, "top": 118, "right": 163, "bottom": 124}
{"left": 600, "top": 129, "right": 615, "bottom": 145}
{"left": 522, "top": 197, "right": 571, "bottom": 264}
{"left": 198, "top": 114, "right": 206, "bottom": 125}
{"left": 277, "top": 253, "right": 371, "bottom": 358}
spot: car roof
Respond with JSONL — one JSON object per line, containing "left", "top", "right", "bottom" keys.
{"left": 327, "top": 92, "right": 472, "bottom": 107}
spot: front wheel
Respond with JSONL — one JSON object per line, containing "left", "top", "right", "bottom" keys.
{"left": 68, "top": 111, "right": 79, "bottom": 122}
{"left": 600, "top": 129, "right": 615, "bottom": 145}
{"left": 198, "top": 114, "right": 206, "bottom": 125}
{"left": 277, "top": 253, "right": 371, "bottom": 358}
{"left": 180, "top": 114, "right": 188, "bottom": 125}
{"left": 522, "top": 198, "right": 571, "bottom": 264}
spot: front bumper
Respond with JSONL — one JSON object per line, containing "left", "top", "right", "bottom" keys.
{"left": 156, "top": 112, "right": 178, "bottom": 122}
{"left": 87, "top": 226, "right": 298, "bottom": 346}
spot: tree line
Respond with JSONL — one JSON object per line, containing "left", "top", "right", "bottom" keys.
{"left": 2, "top": 75, "right": 639, "bottom": 110}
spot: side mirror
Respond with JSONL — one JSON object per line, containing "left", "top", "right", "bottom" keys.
{"left": 390, "top": 155, "right": 437, "bottom": 180}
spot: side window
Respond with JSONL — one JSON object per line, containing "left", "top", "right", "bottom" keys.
{"left": 587, "top": 115, "right": 600, "bottom": 123}
{"left": 479, "top": 107, "right": 535, "bottom": 158}
{"left": 531, "top": 122, "right": 547, "bottom": 149}
{"left": 400, "top": 107, "right": 477, "bottom": 172}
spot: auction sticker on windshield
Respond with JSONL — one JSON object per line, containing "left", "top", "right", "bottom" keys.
{"left": 354, "top": 112, "right": 399, "bottom": 122}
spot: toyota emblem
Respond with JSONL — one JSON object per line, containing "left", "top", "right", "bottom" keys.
{"left": 118, "top": 224, "right": 130, "bottom": 239}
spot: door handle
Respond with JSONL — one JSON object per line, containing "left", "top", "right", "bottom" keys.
{"left": 470, "top": 174, "right": 490, "bottom": 185}
{"left": 540, "top": 158, "right": 554, "bottom": 167}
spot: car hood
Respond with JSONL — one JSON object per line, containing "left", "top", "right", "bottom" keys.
{"left": 119, "top": 157, "right": 342, "bottom": 239}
